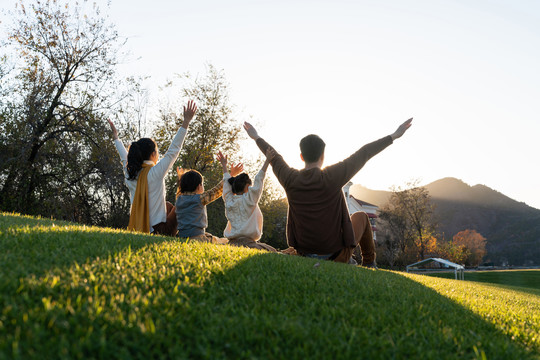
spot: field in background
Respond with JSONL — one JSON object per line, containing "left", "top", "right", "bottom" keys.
{"left": 427, "top": 270, "right": 540, "bottom": 295}
{"left": 1, "top": 212, "right": 539, "bottom": 359}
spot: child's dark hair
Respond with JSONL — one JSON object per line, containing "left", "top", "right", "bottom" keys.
{"left": 228, "top": 173, "right": 252, "bottom": 194}
{"left": 127, "top": 138, "right": 157, "bottom": 180}
{"left": 179, "top": 170, "right": 203, "bottom": 193}
{"left": 299, "top": 134, "right": 325, "bottom": 163}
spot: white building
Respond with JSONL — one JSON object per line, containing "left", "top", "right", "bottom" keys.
{"left": 343, "top": 182, "right": 379, "bottom": 241}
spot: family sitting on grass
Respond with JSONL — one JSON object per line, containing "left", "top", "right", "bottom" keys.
{"left": 108, "top": 100, "right": 412, "bottom": 267}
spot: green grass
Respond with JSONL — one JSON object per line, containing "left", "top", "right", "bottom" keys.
{"left": 1, "top": 212, "right": 539, "bottom": 359}
{"left": 427, "top": 270, "right": 540, "bottom": 295}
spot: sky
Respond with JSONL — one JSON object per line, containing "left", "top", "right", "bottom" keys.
{"left": 2, "top": 0, "right": 540, "bottom": 209}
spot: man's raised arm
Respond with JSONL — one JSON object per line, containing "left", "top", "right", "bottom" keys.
{"left": 327, "top": 118, "right": 413, "bottom": 186}
{"left": 243, "top": 122, "right": 295, "bottom": 186}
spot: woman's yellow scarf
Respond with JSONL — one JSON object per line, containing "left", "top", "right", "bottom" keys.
{"left": 128, "top": 163, "right": 153, "bottom": 233}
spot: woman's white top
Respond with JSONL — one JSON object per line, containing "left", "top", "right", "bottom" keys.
{"left": 222, "top": 168, "right": 267, "bottom": 240}
{"left": 114, "top": 127, "right": 187, "bottom": 231}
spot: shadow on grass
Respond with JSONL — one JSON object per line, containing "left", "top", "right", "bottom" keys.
{"left": 1, "top": 237, "right": 538, "bottom": 359}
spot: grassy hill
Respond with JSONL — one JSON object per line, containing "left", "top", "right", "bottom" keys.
{"left": 1, "top": 213, "right": 539, "bottom": 359}
{"left": 351, "top": 178, "right": 540, "bottom": 266}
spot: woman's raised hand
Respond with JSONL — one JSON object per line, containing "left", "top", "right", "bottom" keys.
{"left": 181, "top": 100, "right": 197, "bottom": 129}
{"left": 107, "top": 119, "right": 118, "bottom": 140}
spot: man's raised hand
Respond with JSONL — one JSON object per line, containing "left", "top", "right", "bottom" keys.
{"left": 181, "top": 100, "right": 197, "bottom": 129}
{"left": 243, "top": 122, "right": 260, "bottom": 140}
{"left": 391, "top": 118, "right": 413, "bottom": 141}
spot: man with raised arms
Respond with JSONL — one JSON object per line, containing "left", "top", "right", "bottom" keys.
{"left": 243, "top": 118, "right": 412, "bottom": 266}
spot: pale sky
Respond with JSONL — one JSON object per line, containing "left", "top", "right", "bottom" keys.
{"left": 2, "top": 0, "right": 540, "bottom": 209}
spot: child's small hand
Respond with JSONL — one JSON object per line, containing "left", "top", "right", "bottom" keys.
{"left": 216, "top": 151, "right": 228, "bottom": 167}
{"left": 266, "top": 147, "right": 277, "bottom": 162}
{"left": 230, "top": 163, "right": 244, "bottom": 177}
{"left": 176, "top": 166, "right": 186, "bottom": 180}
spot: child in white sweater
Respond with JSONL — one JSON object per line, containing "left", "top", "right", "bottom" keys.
{"left": 217, "top": 150, "right": 276, "bottom": 252}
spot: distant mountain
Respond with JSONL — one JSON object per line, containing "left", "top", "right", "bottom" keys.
{"left": 351, "top": 178, "right": 540, "bottom": 266}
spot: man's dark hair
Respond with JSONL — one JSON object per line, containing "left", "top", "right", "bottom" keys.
{"left": 179, "top": 170, "right": 203, "bottom": 193}
{"left": 299, "top": 134, "right": 326, "bottom": 163}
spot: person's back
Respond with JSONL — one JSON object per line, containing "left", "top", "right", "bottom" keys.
{"left": 175, "top": 169, "right": 224, "bottom": 241}
{"left": 223, "top": 166, "right": 267, "bottom": 241}
{"left": 279, "top": 167, "right": 351, "bottom": 255}
{"left": 176, "top": 193, "right": 206, "bottom": 238}
{"left": 218, "top": 151, "right": 276, "bottom": 252}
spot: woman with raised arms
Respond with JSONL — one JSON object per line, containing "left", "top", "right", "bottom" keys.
{"left": 107, "top": 100, "right": 197, "bottom": 236}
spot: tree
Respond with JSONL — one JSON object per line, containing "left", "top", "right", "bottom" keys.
{"left": 0, "top": 0, "right": 136, "bottom": 225}
{"left": 376, "top": 210, "right": 408, "bottom": 267}
{"left": 452, "top": 229, "right": 487, "bottom": 267}
{"left": 436, "top": 239, "right": 469, "bottom": 265}
{"left": 259, "top": 185, "right": 288, "bottom": 250}
{"left": 378, "top": 180, "right": 437, "bottom": 263}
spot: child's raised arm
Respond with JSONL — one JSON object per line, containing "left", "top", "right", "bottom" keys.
{"left": 261, "top": 147, "right": 275, "bottom": 172}
{"left": 245, "top": 148, "right": 274, "bottom": 206}
{"left": 216, "top": 151, "right": 228, "bottom": 174}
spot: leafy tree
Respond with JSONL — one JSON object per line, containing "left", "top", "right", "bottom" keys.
{"left": 377, "top": 209, "right": 408, "bottom": 267}
{"left": 452, "top": 229, "right": 487, "bottom": 267}
{"left": 378, "top": 180, "right": 437, "bottom": 263}
{"left": 414, "top": 233, "right": 438, "bottom": 258}
{"left": 259, "top": 187, "right": 288, "bottom": 250}
{"left": 436, "top": 239, "right": 469, "bottom": 265}
{"left": 0, "top": 0, "right": 136, "bottom": 225}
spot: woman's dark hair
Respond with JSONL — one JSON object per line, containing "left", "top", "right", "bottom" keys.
{"left": 228, "top": 173, "right": 252, "bottom": 194}
{"left": 126, "top": 138, "right": 157, "bottom": 180}
{"left": 179, "top": 170, "right": 203, "bottom": 193}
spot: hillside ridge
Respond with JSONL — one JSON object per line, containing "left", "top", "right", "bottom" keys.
{"left": 350, "top": 178, "right": 540, "bottom": 266}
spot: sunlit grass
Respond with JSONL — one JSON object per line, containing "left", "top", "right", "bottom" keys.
{"left": 1, "top": 212, "right": 539, "bottom": 359}
{"left": 428, "top": 270, "right": 540, "bottom": 294}
{"left": 404, "top": 273, "right": 540, "bottom": 354}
